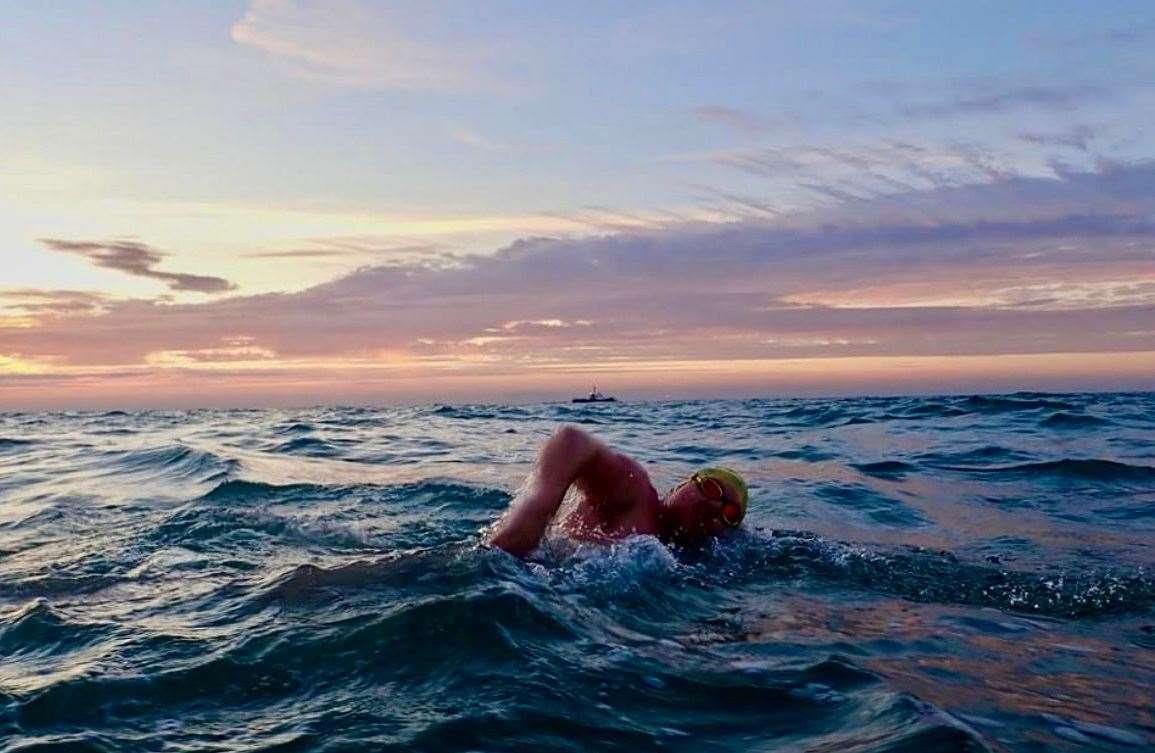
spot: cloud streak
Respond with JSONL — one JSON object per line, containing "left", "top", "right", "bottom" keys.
{"left": 0, "top": 289, "right": 109, "bottom": 315}
{"left": 39, "top": 239, "right": 235, "bottom": 294}
{"left": 689, "top": 106, "right": 771, "bottom": 134}
{"left": 1029, "top": 21, "right": 1155, "bottom": 50}
{"left": 1017, "top": 124, "right": 1100, "bottom": 152}
{"left": 896, "top": 83, "right": 1109, "bottom": 119}
{"left": 230, "top": 0, "right": 503, "bottom": 92}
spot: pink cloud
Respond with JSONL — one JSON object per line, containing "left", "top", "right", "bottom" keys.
{"left": 4, "top": 160, "right": 1155, "bottom": 404}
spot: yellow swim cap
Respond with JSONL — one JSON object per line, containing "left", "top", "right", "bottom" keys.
{"left": 697, "top": 466, "right": 748, "bottom": 522}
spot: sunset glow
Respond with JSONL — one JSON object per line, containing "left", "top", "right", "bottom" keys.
{"left": 2, "top": 2, "right": 1153, "bottom": 408}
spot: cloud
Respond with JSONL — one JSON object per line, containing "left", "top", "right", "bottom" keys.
{"left": 1016, "top": 124, "right": 1100, "bottom": 152}
{"left": 243, "top": 239, "right": 444, "bottom": 260}
{"left": 894, "top": 83, "right": 1110, "bottom": 119}
{"left": 448, "top": 128, "right": 505, "bottom": 150}
{"left": 1029, "top": 21, "right": 1155, "bottom": 50}
{"left": 39, "top": 239, "right": 235, "bottom": 294}
{"left": 689, "top": 106, "right": 768, "bottom": 135}
{"left": 679, "top": 141, "right": 1029, "bottom": 212}
{"left": 0, "top": 289, "right": 109, "bottom": 315}
{"left": 446, "top": 127, "right": 545, "bottom": 152}
{"left": 496, "top": 319, "right": 593, "bottom": 332}
{"left": 145, "top": 338, "right": 279, "bottom": 366}
{"left": 230, "top": 0, "right": 501, "bottom": 91}
{"left": 7, "top": 160, "right": 1155, "bottom": 385}
{"left": 538, "top": 207, "right": 668, "bottom": 234}
{"left": 688, "top": 185, "right": 783, "bottom": 220}
{"left": 243, "top": 250, "right": 351, "bottom": 260}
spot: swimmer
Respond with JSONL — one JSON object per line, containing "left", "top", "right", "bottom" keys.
{"left": 487, "top": 425, "right": 747, "bottom": 557}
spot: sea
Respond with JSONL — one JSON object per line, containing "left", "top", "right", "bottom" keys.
{"left": 1, "top": 391, "right": 1153, "bottom": 753}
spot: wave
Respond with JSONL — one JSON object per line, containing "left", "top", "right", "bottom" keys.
{"left": 728, "top": 532, "right": 1155, "bottom": 618}
{"left": 947, "top": 458, "right": 1155, "bottom": 482}
{"left": 7, "top": 600, "right": 986, "bottom": 753}
{"left": 814, "top": 483, "right": 930, "bottom": 527}
{"left": 0, "top": 573, "right": 127, "bottom": 600}
{"left": 0, "top": 437, "right": 36, "bottom": 451}
{"left": 960, "top": 394, "right": 1077, "bottom": 413}
{"left": 884, "top": 401, "right": 970, "bottom": 419}
{"left": 852, "top": 460, "right": 917, "bottom": 478}
{"left": 1039, "top": 412, "right": 1113, "bottom": 429}
{"left": 431, "top": 405, "right": 502, "bottom": 420}
{"left": 876, "top": 392, "right": 1081, "bottom": 421}
{"left": 0, "top": 600, "right": 115, "bottom": 663}
{"left": 398, "top": 657, "right": 986, "bottom": 753}
{"left": 200, "top": 478, "right": 508, "bottom": 509}
{"left": 7, "top": 545, "right": 988, "bottom": 752}
{"left": 13, "top": 647, "right": 299, "bottom": 729}
{"left": 777, "top": 404, "right": 860, "bottom": 427}
{"left": 272, "top": 421, "right": 316, "bottom": 435}
{"left": 11, "top": 577, "right": 579, "bottom": 720}
{"left": 164, "top": 479, "right": 510, "bottom": 556}
{"left": 249, "top": 548, "right": 483, "bottom": 607}
{"left": 149, "top": 504, "right": 373, "bottom": 555}
{"left": 200, "top": 478, "right": 325, "bottom": 502}
{"left": 271, "top": 436, "right": 339, "bottom": 457}
{"left": 102, "top": 443, "right": 237, "bottom": 484}
{"left": 544, "top": 529, "right": 1154, "bottom": 620}
{"left": 665, "top": 444, "right": 745, "bottom": 462}
{"left": 915, "top": 445, "right": 1034, "bottom": 466}
{"left": 1090, "top": 500, "right": 1155, "bottom": 521}
{"left": 771, "top": 446, "right": 838, "bottom": 462}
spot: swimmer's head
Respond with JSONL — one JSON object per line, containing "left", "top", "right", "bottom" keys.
{"left": 659, "top": 467, "right": 748, "bottom": 545}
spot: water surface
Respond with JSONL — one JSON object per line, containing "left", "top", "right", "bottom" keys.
{"left": 1, "top": 392, "right": 1153, "bottom": 752}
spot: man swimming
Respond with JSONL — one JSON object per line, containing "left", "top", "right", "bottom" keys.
{"left": 487, "top": 425, "right": 748, "bottom": 557}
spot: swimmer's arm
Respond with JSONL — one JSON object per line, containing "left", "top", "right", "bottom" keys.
{"left": 487, "top": 425, "right": 606, "bottom": 557}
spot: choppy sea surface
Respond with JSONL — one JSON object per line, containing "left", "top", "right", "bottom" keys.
{"left": 1, "top": 392, "right": 1153, "bottom": 753}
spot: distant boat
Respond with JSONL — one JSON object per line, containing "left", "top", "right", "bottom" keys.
{"left": 572, "top": 385, "right": 617, "bottom": 403}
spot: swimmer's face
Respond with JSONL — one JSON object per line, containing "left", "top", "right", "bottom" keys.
{"left": 662, "top": 473, "right": 743, "bottom": 544}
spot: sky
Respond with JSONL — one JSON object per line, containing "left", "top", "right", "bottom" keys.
{"left": 2, "top": 0, "right": 1154, "bottom": 408}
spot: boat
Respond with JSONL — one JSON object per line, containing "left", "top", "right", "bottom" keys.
{"left": 572, "top": 385, "right": 617, "bottom": 403}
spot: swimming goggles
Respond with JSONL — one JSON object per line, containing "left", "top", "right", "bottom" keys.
{"left": 690, "top": 472, "right": 744, "bottom": 527}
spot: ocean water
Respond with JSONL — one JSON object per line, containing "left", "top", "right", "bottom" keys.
{"left": 1, "top": 392, "right": 1153, "bottom": 753}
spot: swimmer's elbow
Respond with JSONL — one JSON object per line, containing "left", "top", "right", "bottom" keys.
{"left": 549, "top": 424, "right": 593, "bottom": 454}
{"left": 541, "top": 424, "right": 600, "bottom": 476}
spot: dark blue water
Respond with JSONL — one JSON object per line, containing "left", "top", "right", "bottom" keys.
{"left": 1, "top": 392, "right": 1153, "bottom": 752}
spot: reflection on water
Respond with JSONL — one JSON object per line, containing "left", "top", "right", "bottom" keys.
{"left": 745, "top": 593, "right": 1154, "bottom": 749}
